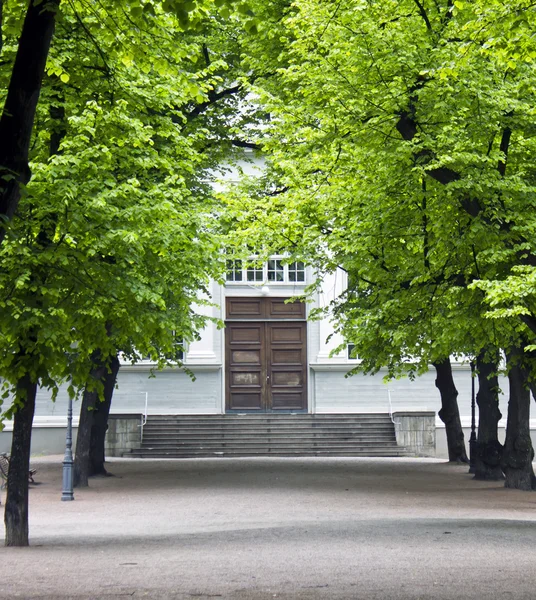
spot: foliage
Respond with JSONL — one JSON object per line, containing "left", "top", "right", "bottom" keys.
{"left": 0, "top": 0, "right": 256, "bottom": 418}
{"left": 225, "top": 0, "right": 536, "bottom": 374}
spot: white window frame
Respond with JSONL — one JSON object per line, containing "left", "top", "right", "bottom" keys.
{"left": 225, "top": 255, "right": 307, "bottom": 285}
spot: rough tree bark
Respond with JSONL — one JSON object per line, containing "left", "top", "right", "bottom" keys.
{"left": 0, "top": 0, "right": 60, "bottom": 245}
{"left": 0, "top": 1, "right": 4, "bottom": 55}
{"left": 530, "top": 383, "right": 536, "bottom": 409}
{"left": 474, "top": 350, "right": 504, "bottom": 481}
{"left": 4, "top": 374, "right": 37, "bottom": 547}
{"left": 526, "top": 349, "right": 536, "bottom": 406}
{"left": 89, "top": 354, "right": 120, "bottom": 477}
{"left": 501, "top": 349, "right": 536, "bottom": 491}
{"left": 433, "top": 357, "right": 469, "bottom": 463}
{"left": 73, "top": 353, "right": 107, "bottom": 488}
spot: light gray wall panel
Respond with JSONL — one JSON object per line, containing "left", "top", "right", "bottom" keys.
{"left": 314, "top": 369, "right": 436, "bottom": 414}
{"left": 0, "top": 428, "right": 79, "bottom": 455}
{"left": 313, "top": 367, "right": 510, "bottom": 420}
{"left": 14, "top": 367, "right": 223, "bottom": 421}
{"left": 308, "top": 318, "right": 321, "bottom": 362}
{"left": 112, "top": 369, "right": 222, "bottom": 414}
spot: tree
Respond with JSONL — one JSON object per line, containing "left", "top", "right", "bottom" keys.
{"left": 0, "top": 0, "right": 257, "bottom": 546}
{"left": 225, "top": 0, "right": 536, "bottom": 476}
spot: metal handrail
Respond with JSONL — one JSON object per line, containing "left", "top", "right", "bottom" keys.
{"left": 140, "top": 392, "right": 149, "bottom": 442}
{"left": 142, "top": 392, "right": 148, "bottom": 426}
{"left": 388, "top": 389, "right": 401, "bottom": 425}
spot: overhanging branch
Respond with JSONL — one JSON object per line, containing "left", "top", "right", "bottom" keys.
{"left": 187, "top": 84, "right": 242, "bottom": 120}
{"left": 412, "top": 0, "right": 433, "bottom": 31}
{"left": 231, "top": 139, "right": 261, "bottom": 150}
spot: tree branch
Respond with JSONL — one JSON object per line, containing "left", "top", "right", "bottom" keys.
{"left": 264, "top": 186, "right": 289, "bottom": 197}
{"left": 521, "top": 314, "right": 536, "bottom": 336}
{"left": 202, "top": 43, "right": 210, "bottom": 67}
{"left": 0, "top": 0, "right": 3, "bottom": 56}
{"left": 0, "top": 0, "right": 60, "bottom": 244}
{"left": 231, "top": 139, "right": 261, "bottom": 150}
{"left": 186, "top": 84, "right": 242, "bottom": 120}
{"left": 498, "top": 126, "right": 512, "bottom": 177}
{"left": 443, "top": 0, "right": 454, "bottom": 24}
{"left": 422, "top": 179, "right": 430, "bottom": 270}
{"left": 69, "top": 1, "right": 111, "bottom": 76}
{"left": 412, "top": 0, "right": 433, "bottom": 31}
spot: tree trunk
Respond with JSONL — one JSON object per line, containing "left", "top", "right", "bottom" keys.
{"left": 89, "top": 355, "right": 120, "bottom": 477}
{"left": 0, "top": 0, "right": 60, "bottom": 245}
{"left": 433, "top": 358, "right": 469, "bottom": 463}
{"left": 501, "top": 350, "right": 536, "bottom": 491}
{"left": 4, "top": 375, "right": 37, "bottom": 547}
{"left": 525, "top": 348, "right": 536, "bottom": 405}
{"left": 0, "top": 1, "right": 4, "bottom": 55}
{"left": 74, "top": 353, "right": 107, "bottom": 488}
{"left": 474, "top": 350, "right": 504, "bottom": 480}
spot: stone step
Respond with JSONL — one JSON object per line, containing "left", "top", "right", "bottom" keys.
{"left": 141, "top": 430, "right": 396, "bottom": 437}
{"left": 145, "top": 413, "right": 389, "bottom": 418}
{"left": 128, "top": 449, "right": 407, "bottom": 458}
{"left": 144, "top": 421, "right": 393, "bottom": 429}
{"left": 143, "top": 424, "right": 395, "bottom": 431}
{"left": 143, "top": 432, "right": 395, "bottom": 443}
{"left": 140, "top": 440, "right": 398, "bottom": 449}
{"left": 145, "top": 417, "right": 393, "bottom": 425}
{"left": 144, "top": 418, "right": 394, "bottom": 423}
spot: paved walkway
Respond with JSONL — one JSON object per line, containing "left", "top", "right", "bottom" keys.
{"left": 1, "top": 456, "right": 536, "bottom": 599}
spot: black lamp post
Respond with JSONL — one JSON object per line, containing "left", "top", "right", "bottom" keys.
{"left": 61, "top": 396, "right": 74, "bottom": 501}
{"left": 468, "top": 361, "right": 477, "bottom": 474}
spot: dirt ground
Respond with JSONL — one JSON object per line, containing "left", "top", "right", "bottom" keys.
{"left": 1, "top": 456, "right": 535, "bottom": 599}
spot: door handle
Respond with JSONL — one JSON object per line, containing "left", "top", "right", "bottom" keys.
{"left": 266, "top": 374, "right": 270, "bottom": 384}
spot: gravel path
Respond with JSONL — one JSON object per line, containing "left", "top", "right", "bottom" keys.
{"left": 1, "top": 456, "right": 535, "bottom": 599}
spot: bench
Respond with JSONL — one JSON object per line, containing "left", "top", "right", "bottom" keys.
{"left": 0, "top": 453, "right": 37, "bottom": 490}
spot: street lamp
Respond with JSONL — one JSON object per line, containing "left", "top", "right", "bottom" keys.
{"left": 468, "top": 361, "right": 477, "bottom": 474}
{"left": 61, "top": 396, "right": 74, "bottom": 501}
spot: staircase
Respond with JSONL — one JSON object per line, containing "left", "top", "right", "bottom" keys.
{"left": 127, "top": 413, "right": 406, "bottom": 458}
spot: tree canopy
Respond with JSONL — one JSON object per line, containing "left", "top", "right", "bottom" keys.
{"left": 227, "top": 0, "right": 536, "bottom": 369}
{"left": 0, "top": 0, "right": 266, "bottom": 407}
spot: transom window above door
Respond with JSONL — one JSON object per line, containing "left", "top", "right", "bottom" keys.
{"left": 226, "top": 257, "right": 306, "bottom": 284}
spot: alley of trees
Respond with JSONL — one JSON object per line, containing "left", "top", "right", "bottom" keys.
{"left": 1, "top": 0, "right": 536, "bottom": 546}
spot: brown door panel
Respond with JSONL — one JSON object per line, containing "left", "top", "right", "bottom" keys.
{"left": 229, "top": 392, "right": 264, "bottom": 410}
{"left": 229, "top": 325, "right": 264, "bottom": 344}
{"left": 267, "top": 298, "right": 306, "bottom": 319}
{"left": 226, "top": 298, "right": 263, "bottom": 320}
{"left": 271, "top": 392, "right": 306, "bottom": 410}
{"left": 270, "top": 349, "right": 303, "bottom": 366}
{"left": 231, "top": 371, "right": 262, "bottom": 387}
{"left": 271, "top": 371, "right": 303, "bottom": 386}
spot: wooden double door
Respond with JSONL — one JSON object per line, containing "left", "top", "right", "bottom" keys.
{"left": 225, "top": 297, "right": 307, "bottom": 412}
